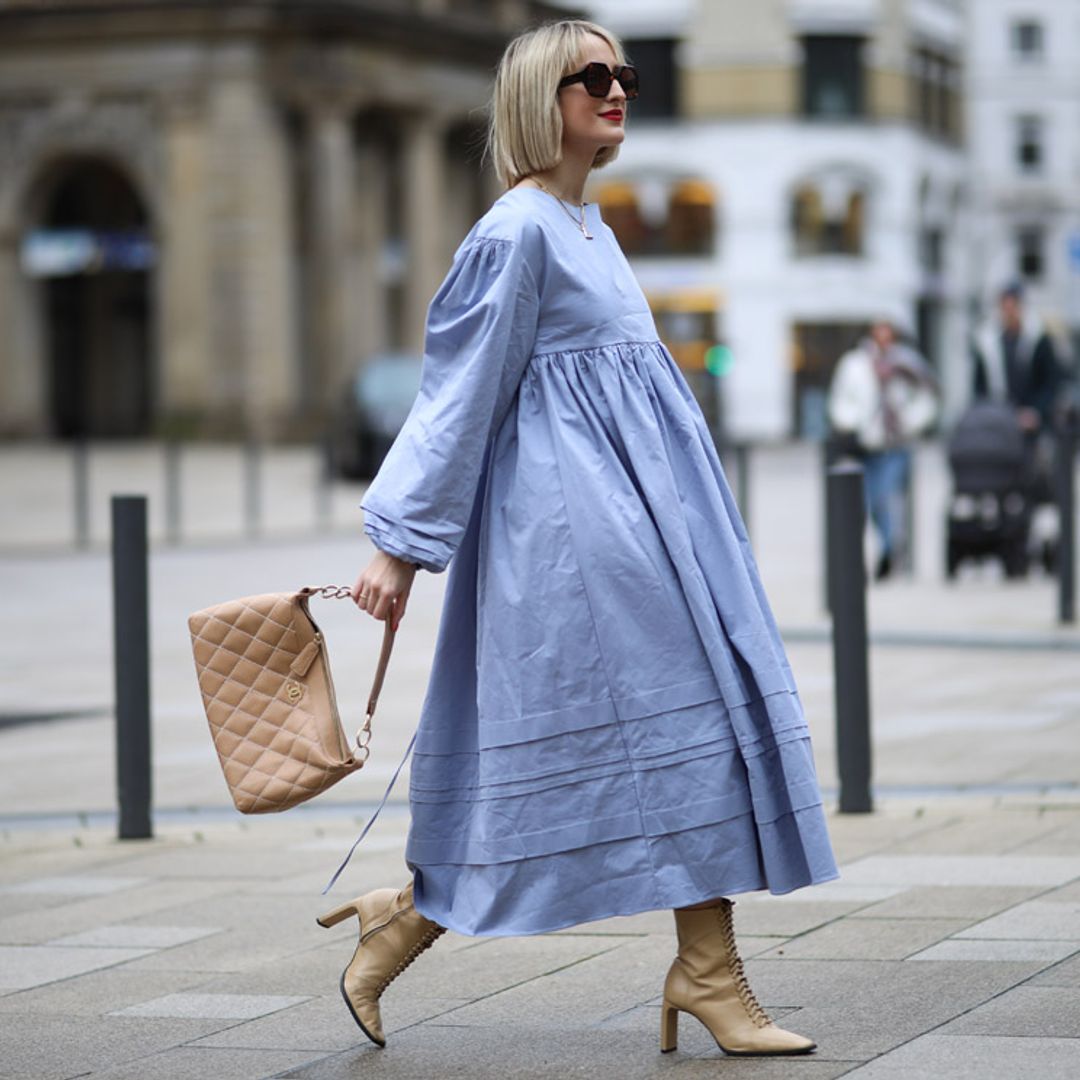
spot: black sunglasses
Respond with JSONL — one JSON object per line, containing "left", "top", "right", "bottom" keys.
{"left": 558, "top": 62, "right": 638, "bottom": 100}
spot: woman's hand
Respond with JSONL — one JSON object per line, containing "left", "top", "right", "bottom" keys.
{"left": 351, "top": 550, "right": 417, "bottom": 632}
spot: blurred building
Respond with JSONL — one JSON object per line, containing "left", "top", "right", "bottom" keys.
{"left": 0, "top": 0, "right": 561, "bottom": 440}
{"left": 966, "top": 0, "right": 1080, "bottom": 358}
{"left": 574, "top": 0, "right": 971, "bottom": 439}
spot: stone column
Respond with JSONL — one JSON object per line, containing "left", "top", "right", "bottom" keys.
{"left": 352, "top": 136, "right": 388, "bottom": 362}
{"left": 159, "top": 95, "right": 213, "bottom": 431}
{"left": 0, "top": 227, "right": 48, "bottom": 435}
{"left": 307, "top": 102, "right": 356, "bottom": 409}
{"left": 205, "top": 52, "right": 298, "bottom": 438}
{"left": 402, "top": 110, "right": 448, "bottom": 352}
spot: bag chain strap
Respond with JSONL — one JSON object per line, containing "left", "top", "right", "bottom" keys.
{"left": 304, "top": 584, "right": 396, "bottom": 758}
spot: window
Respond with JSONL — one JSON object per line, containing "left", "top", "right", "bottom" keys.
{"left": 596, "top": 177, "right": 716, "bottom": 257}
{"left": 624, "top": 39, "right": 678, "bottom": 120}
{"left": 1012, "top": 19, "right": 1044, "bottom": 60}
{"left": 1017, "top": 225, "right": 1045, "bottom": 280}
{"left": 913, "top": 48, "right": 961, "bottom": 140}
{"left": 792, "top": 184, "right": 865, "bottom": 256}
{"left": 1016, "top": 115, "right": 1044, "bottom": 173}
{"left": 802, "top": 36, "right": 865, "bottom": 119}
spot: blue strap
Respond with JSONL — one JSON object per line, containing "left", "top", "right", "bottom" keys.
{"left": 321, "top": 731, "right": 417, "bottom": 895}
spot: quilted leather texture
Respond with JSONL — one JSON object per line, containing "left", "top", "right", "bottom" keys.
{"left": 188, "top": 591, "right": 362, "bottom": 814}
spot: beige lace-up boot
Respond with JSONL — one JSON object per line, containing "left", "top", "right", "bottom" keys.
{"left": 661, "top": 898, "right": 816, "bottom": 1056}
{"left": 317, "top": 880, "right": 446, "bottom": 1046}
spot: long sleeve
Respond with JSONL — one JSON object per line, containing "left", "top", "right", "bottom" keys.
{"left": 360, "top": 236, "right": 541, "bottom": 573}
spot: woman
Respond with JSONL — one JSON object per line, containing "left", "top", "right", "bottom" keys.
{"left": 319, "top": 18, "right": 838, "bottom": 1058}
{"left": 828, "top": 317, "right": 939, "bottom": 580}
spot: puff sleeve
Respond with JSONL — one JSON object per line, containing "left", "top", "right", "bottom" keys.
{"left": 360, "top": 236, "right": 540, "bottom": 573}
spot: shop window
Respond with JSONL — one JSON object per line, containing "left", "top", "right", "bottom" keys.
{"left": 664, "top": 180, "right": 715, "bottom": 255}
{"left": 792, "top": 183, "right": 865, "bottom": 256}
{"left": 624, "top": 38, "right": 678, "bottom": 120}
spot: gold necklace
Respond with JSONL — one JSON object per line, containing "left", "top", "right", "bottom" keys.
{"left": 530, "top": 179, "right": 594, "bottom": 239}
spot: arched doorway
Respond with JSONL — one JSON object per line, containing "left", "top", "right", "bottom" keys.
{"left": 23, "top": 158, "right": 155, "bottom": 438}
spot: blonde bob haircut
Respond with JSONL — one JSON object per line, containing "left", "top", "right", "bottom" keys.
{"left": 485, "top": 19, "right": 627, "bottom": 190}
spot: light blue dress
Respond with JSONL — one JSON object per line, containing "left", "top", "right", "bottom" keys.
{"left": 360, "top": 186, "right": 839, "bottom": 937}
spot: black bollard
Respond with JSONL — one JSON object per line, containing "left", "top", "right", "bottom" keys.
{"left": 1058, "top": 413, "right": 1077, "bottom": 625}
{"left": 111, "top": 496, "right": 153, "bottom": 839}
{"left": 827, "top": 462, "right": 873, "bottom": 813}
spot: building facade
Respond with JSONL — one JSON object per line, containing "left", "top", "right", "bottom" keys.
{"left": 966, "top": 0, "right": 1080, "bottom": 358}
{"left": 0, "top": 0, "right": 560, "bottom": 440}
{"left": 573, "top": 0, "right": 971, "bottom": 439}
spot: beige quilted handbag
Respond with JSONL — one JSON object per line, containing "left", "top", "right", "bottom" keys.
{"left": 188, "top": 584, "right": 394, "bottom": 814}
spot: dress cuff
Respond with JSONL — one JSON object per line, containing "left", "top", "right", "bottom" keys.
{"left": 360, "top": 507, "right": 452, "bottom": 574}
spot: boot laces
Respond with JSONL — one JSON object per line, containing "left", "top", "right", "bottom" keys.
{"left": 715, "top": 903, "right": 772, "bottom": 1029}
{"left": 374, "top": 923, "right": 446, "bottom": 997}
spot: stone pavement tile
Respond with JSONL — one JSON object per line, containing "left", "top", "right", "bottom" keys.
{"left": 428, "top": 935, "right": 677, "bottom": 1030}
{"left": 956, "top": 899, "right": 1080, "bottom": 941}
{"left": 881, "top": 811, "right": 1077, "bottom": 856}
{"left": 0, "top": 874, "right": 147, "bottom": 896}
{"left": 113, "top": 992, "right": 311, "bottom": 1019}
{"left": 550, "top": 907, "right": 673, "bottom": 936}
{"left": 190, "top": 993, "right": 468, "bottom": 1052}
{"left": 847, "top": 885, "right": 1041, "bottom": 922}
{"left": 755, "top": 919, "right": 969, "bottom": 961}
{"left": 938, "top": 985, "right": 1080, "bottom": 1037}
{"left": 730, "top": 959, "right": 1035, "bottom": 1061}
{"left": 0, "top": 944, "right": 155, "bottom": 991}
{"left": 0, "top": 877, "right": 248, "bottom": 944}
{"left": 48, "top": 924, "right": 221, "bottom": 948}
{"left": 1029, "top": 953, "right": 1080, "bottom": 987}
{"left": 0, "top": 967, "right": 212, "bottom": 1016}
{"left": 726, "top": 898, "right": 872, "bottom": 937}
{"left": 329, "top": 927, "right": 629, "bottom": 1005}
{"left": 837, "top": 854, "right": 1080, "bottom": 889}
{"left": 1011, "top": 815, "right": 1080, "bottom": 855}
{"left": 94, "top": 845, "right": 336, "bottom": 881}
{"left": 758, "top": 883, "right": 906, "bottom": 904}
{"left": 907, "top": 938, "right": 1077, "bottom": 964}
{"left": 0, "top": 1013, "right": 236, "bottom": 1080}
{"left": 840, "top": 1035, "right": 1080, "bottom": 1079}
{"left": 89, "top": 1046, "right": 328, "bottom": 1080}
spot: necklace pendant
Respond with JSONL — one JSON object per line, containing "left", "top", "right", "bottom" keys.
{"left": 581, "top": 225, "right": 594, "bottom": 239}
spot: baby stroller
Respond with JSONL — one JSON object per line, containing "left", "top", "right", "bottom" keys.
{"left": 945, "top": 402, "right": 1035, "bottom": 578}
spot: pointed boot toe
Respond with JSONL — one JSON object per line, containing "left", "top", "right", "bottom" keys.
{"left": 661, "top": 899, "right": 817, "bottom": 1058}
{"left": 318, "top": 881, "right": 445, "bottom": 1047}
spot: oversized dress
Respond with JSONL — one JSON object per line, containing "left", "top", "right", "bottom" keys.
{"left": 360, "top": 186, "right": 839, "bottom": 937}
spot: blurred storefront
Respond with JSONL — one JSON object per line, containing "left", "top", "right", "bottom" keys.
{"left": 0, "top": 0, "right": 561, "bottom": 440}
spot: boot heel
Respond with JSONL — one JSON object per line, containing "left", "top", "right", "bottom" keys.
{"left": 316, "top": 900, "right": 358, "bottom": 929}
{"left": 660, "top": 999, "right": 679, "bottom": 1053}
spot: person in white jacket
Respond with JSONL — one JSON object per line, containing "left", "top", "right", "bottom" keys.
{"left": 827, "top": 317, "right": 939, "bottom": 579}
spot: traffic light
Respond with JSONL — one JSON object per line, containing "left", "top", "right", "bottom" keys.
{"left": 704, "top": 343, "right": 734, "bottom": 376}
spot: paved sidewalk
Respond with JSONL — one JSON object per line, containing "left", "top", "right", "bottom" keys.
{"left": 2, "top": 797, "right": 1079, "bottom": 1079}
{"left": 2, "top": 440, "right": 1079, "bottom": 1077}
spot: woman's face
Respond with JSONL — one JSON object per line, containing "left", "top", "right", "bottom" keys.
{"left": 557, "top": 33, "right": 627, "bottom": 155}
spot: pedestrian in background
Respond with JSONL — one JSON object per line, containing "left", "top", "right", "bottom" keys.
{"left": 323, "top": 18, "right": 838, "bottom": 1061}
{"left": 828, "top": 316, "right": 939, "bottom": 580}
{"left": 972, "top": 282, "right": 1068, "bottom": 503}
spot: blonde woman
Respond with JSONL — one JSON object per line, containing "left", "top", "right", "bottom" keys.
{"left": 321, "top": 18, "right": 838, "bottom": 1058}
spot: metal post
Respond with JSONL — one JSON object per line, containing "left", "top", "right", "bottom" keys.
{"left": 1058, "top": 413, "right": 1077, "bottom": 625}
{"left": 164, "top": 439, "right": 182, "bottom": 545}
{"left": 822, "top": 435, "right": 846, "bottom": 612}
{"left": 316, "top": 435, "right": 334, "bottom": 530}
{"left": 73, "top": 437, "right": 91, "bottom": 549}
{"left": 827, "top": 462, "right": 873, "bottom": 813}
{"left": 900, "top": 448, "right": 915, "bottom": 576}
{"left": 244, "top": 439, "right": 262, "bottom": 539}
{"left": 111, "top": 495, "right": 153, "bottom": 839}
